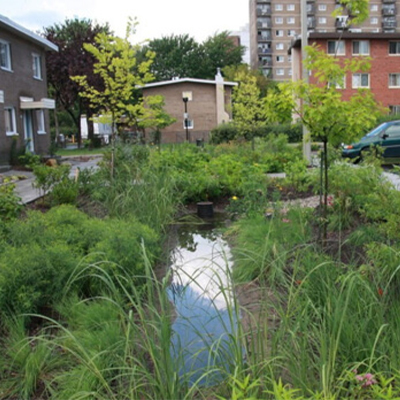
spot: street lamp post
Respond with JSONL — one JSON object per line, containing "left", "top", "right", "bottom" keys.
{"left": 182, "top": 97, "right": 189, "bottom": 142}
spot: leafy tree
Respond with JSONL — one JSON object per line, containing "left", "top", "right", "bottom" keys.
{"left": 269, "top": 44, "right": 383, "bottom": 240}
{"left": 141, "top": 95, "right": 176, "bottom": 148}
{"left": 140, "top": 34, "right": 205, "bottom": 81}
{"left": 72, "top": 19, "right": 170, "bottom": 175}
{"left": 44, "top": 18, "right": 110, "bottom": 147}
{"left": 142, "top": 31, "right": 244, "bottom": 81}
{"left": 223, "top": 64, "right": 274, "bottom": 97}
{"left": 232, "top": 70, "right": 265, "bottom": 147}
{"left": 201, "top": 31, "right": 245, "bottom": 79}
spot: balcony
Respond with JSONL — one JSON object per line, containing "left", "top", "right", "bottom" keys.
{"left": 257, "top": 18, "right": 272, "bottom": 28}
{"left": 257, "top": 33, "right": 272, "bottom": 42}
{"left": 259, "top": 56, "right": 273, "bottom": 67}
{"left": 335, "top": 16, "right": 349, "bottom": 29}
{"left": 307, "top": 17, "right": 316, "bottom": 29}
{"left": 382, "top": 6, "right": 396, "bottom": 15}
{"left": 256, "top": 6, "right": 271, "bottom": 16}
{"left": 306, "top": 4, "right": 316, "bottom": 14}
{"left": 383, "top": 18, "right": 397, "bottom": 29}
{"left": 258, "top": 46, "right": 272, "bottom": 54}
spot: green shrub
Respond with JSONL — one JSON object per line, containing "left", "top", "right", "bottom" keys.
{"left": 0, "top": 180, "right": 22, "bottom": 223}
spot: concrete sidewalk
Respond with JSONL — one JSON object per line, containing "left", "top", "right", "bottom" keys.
{"left": 1, "top": 155, "right": 102, "bottom": 204}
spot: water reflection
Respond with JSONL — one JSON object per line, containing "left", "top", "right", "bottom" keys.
{"left": 167, "top": 217, "right": 239, "bottom": 385}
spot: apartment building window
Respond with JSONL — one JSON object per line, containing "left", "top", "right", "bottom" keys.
{"left": 353, "top": 40, "right": 369, "bottom": 55}
{"left": 389, "top": 105, "right": 400, "bottom": 115}
{"left": 389, "top": 74, "right": 400, "bottom": 87}
{"left": 287, "top": 17, "right": 295, "bottom": 24}
{"left": 275, "top": 4, "right": 283, "bottom": 11}
{"left": 288, "top": 29, "right": 296, "bottom": 37}
{"left": 319, "top": 17, "right": 327, "bottom": 24}
{"left": 276, "top": 43, "right": 284, "bottom": 50}
{"left": 4, "top": 107, "right": 17, "bottom": 135}
{"left": 319, "top": 4, "right": 327, "bottom": 11}
{"left": 287, "top": 4, "right": 295, "bottom": 11}
{"left": 36, "top": 110, "right": 46, "bottom": 133}
{"left": 276, "top": 30, "right": 284, "bottom": 37}
{"left": 288, "top": 69, "right": 292, "bottom": 76}
{"left": 370, "top": 4, "right": 378, "bottom": 12}
{"left": 276, "top": 55, "right": 285, "bottom": 62}
{"left": 389, "top": 42, "right": 400, "bottom": 54}
{"left": 0, "top": 40, "right": 12, "bottom": 71}
{"left": 288, "top": 55, "right": 292, "bottom": 62}
{"left": 370, "top": 17, "right": 378, "bottom": 25}
{"left": 327, "top": 41, "right": 345, "bottom": 55}
{"left": 32, "top": 53, "right": 42, "bottom": 79}
{"left": 275, "top": 17, "right": 283, "bottom": 24}
{"left": 328, "top": 76, "right": 346, "bottom": 89}
{"left": 276, "top": 68, "right": 285, "bottom": 76}
{"left": 352, "top": 73, "right": 369, "bottom": 88}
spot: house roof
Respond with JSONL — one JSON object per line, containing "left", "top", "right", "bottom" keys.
{"left": 290, "top": 32, "right": 400, "bottom": 51}
{"left": 142, "top": 77, "right": 238, "bottom": 89}
{"left": 0, "top": 14, "right": 58, "bottom": 52}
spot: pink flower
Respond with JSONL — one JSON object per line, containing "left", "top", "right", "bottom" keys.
{"left": 355, "top": 373, "right": 377, "bottom": 388}
{"left": 282, "top": 218, "right": 291, "bottom": 223}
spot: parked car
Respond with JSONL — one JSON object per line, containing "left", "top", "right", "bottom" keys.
{"left": 342, "top": 120, "right": 400, "bottom": 162}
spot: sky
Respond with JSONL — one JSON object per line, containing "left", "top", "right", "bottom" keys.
{"left": 1, "top": 0, "right": 249, "bottom": 44}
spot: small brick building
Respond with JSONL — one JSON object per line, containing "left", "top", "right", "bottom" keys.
{"left": 0, "top": 14, "right": 58, "bottom": 170}
{"left": 290, "top": 32, "right": 400, "bottom": 113}
{"left": 142, "top": 72, "right": 237, "bottom": 143}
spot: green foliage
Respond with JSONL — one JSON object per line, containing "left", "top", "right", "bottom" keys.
{"left": 284, "top": 158, "right": 312, "bottom": 192}
{"left": 0, "top": 205, "right": 160, "bottom": 316}
{"left": 0, "top": 179, "right": 22, "bottom": 223}
{"left": 32, "top": 163, "right": 71, "bottom": 197}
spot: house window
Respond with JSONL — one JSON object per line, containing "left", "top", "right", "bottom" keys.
{"left": 275, "top": 17, "right": 283, "bottom": 24}
{"left": 327, "top": 41, "right": 345, "bottom": 55}
{"left": 276, "top": 30, "right": 284, "bottom": 37}
{"left": 183, "top": 119, "right": 193, "bottom": 129}
{"left": 389, "top": 105, "right": 400, "bottom": 114}
{"left": 319, "top": 17, "right": 327, "bottom": 24}
{"left": 319, "top": 4, "right": 327, "bottom": 11}
{"left": 36, "top": 110, "right": 46, "bottom": 133}
{"left": 287, "top": 17, "right": 295, "bottom": 24}
{"left": 276, "top": 68, "right": 285, "bottom": 76}
{"left": 0, "top": 40, "right": 11, "bottom": 71}
{"left": 288, "top": 69, "right": 292, "bottom": 76}
{"left": 328, "top": 76, "right": 346, "bottom": 89}
{"left": 352, "top": 73, "right": 370, "bottom": 88}
{"left": 4, "top": 107, "right": 17, "bottom": 135}
{"left": 353, "top": 40, "right": 369, "bottom": 55}
{"left": 287, "top": 4, "right": 295, "bottom": 11}
{"left": 182, "top": 91, "right": 192, "bottom": 101}
{"left": 32, "top": 53, "right": 42, "bottom": 79}
{"left": 276, "top": 43, "right": 284, "bottom": 50}
{"left": 389, "top": 42, "right": 400, "bottom": 54}
{"left": 389, "top": 73, "right": 400, "bottom": 87}
{"left": 288, "top": 30, "right": 296, "bottom": 37}
{"left": 275, "top": 4, "right": 283, "bottom": 11}
{"left": 276, "top": 55, "right": 285, "bottom": 62}
{"left": 370, "top": 17, "right": 378, "bottom": 25}
{"left": 371, "top": 4, "right": 378, "bottom": 12}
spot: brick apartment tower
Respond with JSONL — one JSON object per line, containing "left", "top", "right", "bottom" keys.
{"left": 250, "top": 0, "right": 400, "bottom": 81}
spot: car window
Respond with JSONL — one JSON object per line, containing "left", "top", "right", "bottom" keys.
{"left": 365, "top": 123, "right": 388, "bottom": 138}
{"left": 385, "top": 124, "right": 400, "bottom": 137}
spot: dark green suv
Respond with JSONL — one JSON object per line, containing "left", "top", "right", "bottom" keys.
{"left": 342, "top": 120, "right": 400, "bottom": 162}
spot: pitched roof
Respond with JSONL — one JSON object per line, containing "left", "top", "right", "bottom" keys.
{"left": 0, "top": 14, "right": 58, "bottom": 52}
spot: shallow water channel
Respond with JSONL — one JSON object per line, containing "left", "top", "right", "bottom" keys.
{"left": 166, "top": 213, "right": 240, "bottom": 385}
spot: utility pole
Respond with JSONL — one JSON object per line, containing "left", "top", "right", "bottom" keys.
{"left": 301, "top": 0, "right": 312, "bottom": 164}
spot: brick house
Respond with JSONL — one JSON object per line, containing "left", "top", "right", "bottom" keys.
{"left": 141, "top": 72, "right": 237, "bottom": 143}
{"left": 290, "top": 32, "right": 400, "bottom": 113}
{"left": 0, "top": 14, "right": 58, "bottom": 170}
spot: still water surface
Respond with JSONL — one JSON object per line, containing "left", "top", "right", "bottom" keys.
{"left": 167, "top": 214, "right": 240, "bottom": 385}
